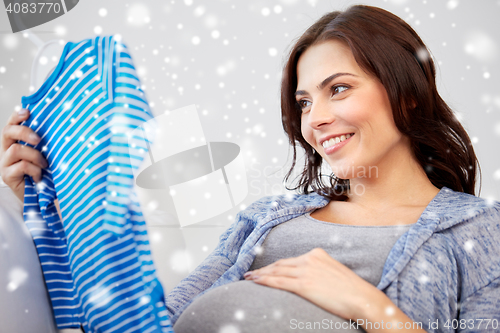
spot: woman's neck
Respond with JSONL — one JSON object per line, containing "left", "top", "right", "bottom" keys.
{"left": 344, "top": 149, "right": 440, "bottom": 212}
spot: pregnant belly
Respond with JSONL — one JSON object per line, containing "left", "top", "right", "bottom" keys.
{"left": 173, "top": 280, "right": 365, "bottom": 333}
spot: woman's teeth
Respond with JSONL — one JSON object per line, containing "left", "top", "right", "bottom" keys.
{"left": 322, "top": 133, "right": 354, "bottom": 148}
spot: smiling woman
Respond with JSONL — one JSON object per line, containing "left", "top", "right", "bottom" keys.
{"left": 296, "top": 40, "right": 410, "bottom": 183}
{"left": 292, "top": 38, "right": 442, "bottom": 227}
{"left": 167, "top": 5, "right": 500, "bottom": 333}
{"left": 168, "top": 5, "right": 500, "bottom": 333}
{"left": 281, "top": 6, "right": 479, "bottom": 202}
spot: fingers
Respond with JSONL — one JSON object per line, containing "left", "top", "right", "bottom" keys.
{"left": 0, "top": 108, "right": 47, "bottom": 202}
{"left": 2, "top": 143, "right": 48, "bottom": 170}
{"left": 1, "top": 159, "right": 44, "bottom": 184}
{"left": 244, "top": 248, "right": 336, "bottom": 282}
{"left": 1, "top": 109, "right": 41, "bottom": 154}
{"left": 0, "top": 142, "right": 48, "bottom": 195}
{"left": 248, "top": 274, "right": 300, "bottom": 293}
{"left": 245, "top": 264, "right": 300, "bottom": 281}
{"left": 6, "top": 108, "right": 30, "bottom": 126}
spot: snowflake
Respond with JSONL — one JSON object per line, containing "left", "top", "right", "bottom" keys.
{"left": 418, "top": 274, "right": 430, "bottom": 284}
{"left": 464, "top": 31, "right": 497, "bottom": 62}
{"left": 385, "top": 306, "right": 396, "bottom": 316}
{"left": 92, "top": 288, "right": 118, "bottom": 310}
{"left": 27, "top": 209, "right": 38, "bottom": 218}
{"left": 55, "top": 25, "right": 66, "bottom": 36}
{"left": 140, "top": 295, "right": 151, "bottom": 305}
{"left": 219, "top": 325, "right": 240, "bottom": 333}
{"left": 191, "top": 36, "right": 201, "bottom": 45}
{"left": 464, "top": 240, "right": 474, "bottom": 252}
{"left": 273, "top": 309, "right": 282, "bottom": 319}
{"left": 127, "top": 4, "right": 151, "bottom": 27}
{"left": 212, "top": 30, "right": 220, "bottom": 39}
{"left": 204, "top": 14, "right": 218, "bottom": 28}
{"left": 268, "top": 48, "right": 278, "bottom": 57}
{"left": 3, "top": 35, "right": 19, "bottom": 49}
{"left": 418, "top": 261, "right": 427, "bottom": 270}
{"left": 7, "top": 268, "right": 28, "bottom": 292}
{"left": 416, "top": 47, "right": 430, "bottom": 62}
{"left": 447, "top": 0, "right": 459, "bottom": 10}
{"left": 234, "top": 309, "right": 245, "bottom": 320}
{"left": 193, "top": 6, "right": 205, "bottom": 17}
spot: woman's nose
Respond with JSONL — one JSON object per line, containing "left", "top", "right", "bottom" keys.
{"left": 307, "top": 102, "right": 335, "bottom": 129}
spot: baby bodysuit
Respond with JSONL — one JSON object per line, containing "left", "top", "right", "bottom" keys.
{"left": 20, "top": 36, "right": 173, "bottom": 333}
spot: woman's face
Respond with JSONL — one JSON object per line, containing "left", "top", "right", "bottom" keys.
{"left": 296, "top": 40, "right": 409, "bottom": 179}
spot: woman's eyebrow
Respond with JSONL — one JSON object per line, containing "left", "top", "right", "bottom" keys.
{"left": 295, "top": 72, "right": 358, "bottom": 96}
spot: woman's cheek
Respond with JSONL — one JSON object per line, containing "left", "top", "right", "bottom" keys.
{"left": 300, "top": 124, "right": 315, "bottom": 148}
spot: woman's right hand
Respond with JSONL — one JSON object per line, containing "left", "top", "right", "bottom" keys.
{"left": 0, "top": 108, "right": 48, "bottom": 203}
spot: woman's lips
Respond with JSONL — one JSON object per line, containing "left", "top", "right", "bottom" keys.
{"left": 323, "top": 134, "right": 354, "bottom": 155}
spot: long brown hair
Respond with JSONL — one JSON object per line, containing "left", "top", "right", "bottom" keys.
{"left": 281, "top": 5, "right": 480, "bottom": 201}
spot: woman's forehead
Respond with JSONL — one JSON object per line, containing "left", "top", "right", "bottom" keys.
{"left": 296, "top": 40, "right": 364, "bottom": 87}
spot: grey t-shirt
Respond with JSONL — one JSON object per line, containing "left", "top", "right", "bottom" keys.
{"left": 174, "top": 212, "right": 414, "bottom": 333}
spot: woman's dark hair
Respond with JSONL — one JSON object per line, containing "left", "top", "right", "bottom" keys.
{"left": 281, "top": 5, "right": 480, "bottom": 200}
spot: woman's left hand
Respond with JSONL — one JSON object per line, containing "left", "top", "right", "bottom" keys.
{"left": 244, "top": 247, "right": 386, "bottom": 321}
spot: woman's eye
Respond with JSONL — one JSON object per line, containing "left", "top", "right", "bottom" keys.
{"left": 332, "top": 85, "right": 349, "bottom": 95}
{"left": 297, "top": 100, "right": 311, "bottom": 109}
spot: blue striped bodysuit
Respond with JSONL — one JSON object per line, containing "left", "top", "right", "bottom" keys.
{"left": 20, "top": 36, "right": 173, "bottom": 333}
